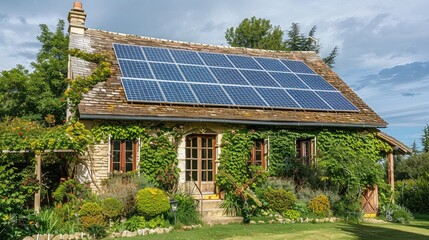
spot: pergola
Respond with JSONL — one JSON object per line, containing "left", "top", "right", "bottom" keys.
{"left": 2, "top": 149, "right": 76, "bottom": 213}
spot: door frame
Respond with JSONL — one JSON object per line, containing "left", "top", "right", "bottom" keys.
{"left": 185, "top": 134, "right": 217, "bottom": 192}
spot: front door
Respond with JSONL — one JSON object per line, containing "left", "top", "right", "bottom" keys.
{"left": 185, "top": 135, "right": 216, "bottom": 193}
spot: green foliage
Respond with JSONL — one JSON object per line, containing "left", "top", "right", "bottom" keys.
{"left": 91, "top": 122, "right": 182, "bottom": 189}
{"left": 124, "top": 216, "right": 147, "bottom": 231}
{"left": 380, "top": 203, "right": 414, "bottom": 224}
{"left": 0, "top": 118, "right": 92, "bottom": 152}
{"left": 52, "top": 178, "right": 91, "bottom": 204}
{"left": 225, "top": 17, "right": 338, "bottom": 66}
{"left": 78, "top": 202, "right": 106, "bottom": 230}
{"left": 220, "top": 193, "right": 241, "bottom": 216}
{"left": 225, "top": 17, "right": 286, "bottom": 50}
{"left": 87, "top": 224, "right": 108, "bottom": 239}
{"left": 34, "top": 208, "right": 61, "bottom": 234}
{"left": 101, "top": 197, "right": 124, "bottom": 220}
{"left": 0, "top": 20, "right": 68, "bottom": 122}
{"left": 307, "top": 194, "right": 330, "bottom": 216}
{"left": 0, "top": 157, "right": 38, "bottom": 239}
{"left": 135, "top": 188, "right": 170, "bottom": 219}
{"left": 262, "top": 188, "right": 296, "bottom": 213}
{"left": 396, "top": 152, "right": 429, "bottom": 181}
{"left": 169, "top": 192, "right": 200, "bottom": 225}
{"left": 422, "top": 124, "right": 429, "bottom": 153}
{"left": 283, "top": 209, "right": 300, "bottom": 220}
{"left": 293, "top": 201, "right": 309, "bottom": 215}
{"left": 65, "top": 49, "right": 112, "bottom": 116}
{"left": 100, "top": 173, "right": 152, "bottom": 216}
{"left": 148, "top": 215, "right": 166, "bottom": 228}
{"left": 396, "top": 178, "right": 429, "bottom": 213}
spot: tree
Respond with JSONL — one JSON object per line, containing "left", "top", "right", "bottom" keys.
{"left": 422, "top": 124, "right": 429, "bottom": 153}
{"left": 0, "top": 20, "right": 68, "bottom": 123}
{"left": 225, "top": 17, "right": 338, "bottom": 67}
{"left": 411, "top": 140, "right": 419, "bottom": 154}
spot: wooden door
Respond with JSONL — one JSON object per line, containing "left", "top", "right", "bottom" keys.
{"left": 361, "top": 186, "right": 378, "bottom": 216}
{"left": 185, "top": 135, "right": 216, "bottom": 193}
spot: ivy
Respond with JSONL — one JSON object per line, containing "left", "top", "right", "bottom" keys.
{"left": 0, "top": 118, "right": 91, "bottom": 153}
{"left": 90, "top": 121, "right": 184, "bottom": 189}
{"left": 64, "top": 49, "right": 112, "bottom": 116}
{"left": 216, "top": 127, "right": 392, "bottom": 196}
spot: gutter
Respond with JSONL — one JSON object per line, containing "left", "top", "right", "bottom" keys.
{"left": 80, "top": 114, "right": 386, "bottom": 128}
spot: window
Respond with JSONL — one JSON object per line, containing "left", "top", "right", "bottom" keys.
{"left": 248, "top": 140, "right": 266, "bottom": 169}
{"left": 111, "top": 140, "right": 137, "bottom": 173}
{"left": 296, "top": 138, "right": 315, "bottom": 165}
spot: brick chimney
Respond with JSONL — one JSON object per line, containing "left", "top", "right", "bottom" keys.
{"left": 68, "top": 2, "right": 86, "bottom": 34}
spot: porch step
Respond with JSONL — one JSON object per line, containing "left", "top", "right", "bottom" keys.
{"left": 198, "top": 199, "right": 243, "bottom": 225}
{"left": 193, "top": 194, "right": 220, "bottom": 200}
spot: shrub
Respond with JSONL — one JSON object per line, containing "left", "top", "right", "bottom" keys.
{"left": 396, "top": 178, "right": 429, "bottom": 213}
{"left": 169, "top": 192, "right": 200, "bottom": 225}
{"left": 308, "top": 194, "right": 330, "bottom": 216}
{"left": 87, "top": 225, "right": 107, "bottom": 239}
{"left": 262, "top": 188, "right": 296, "bottom": 213}
{"left": 124, "top": 216, "right": 146, "bottom": 231}
{"left": 52, "top": 179, "right": 91, "bottom": 204}
{"left": 283, "top": 209, "right": 300, "bottom": 220}
{"left": 293, "top": 201, "right": 308, "bottom": 214}
{"left": 380, "top": 203, "right": 414, "bottom": 224}
{"left": 101, "top": 197, "right": 123, "bottom": 220}
{"left": 148, "top": 215, "right": 166, "bottom": 228}
{"left": 100, "top": 173, "right": 151, "bottom": 216}
{"left": 78, "top": 202, "right": 105, "bottom": 230}
{"left": 135, "top": 188, "right": 170, "bottom": 219}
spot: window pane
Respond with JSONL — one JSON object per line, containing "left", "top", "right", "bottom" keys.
{"left": 202, "top": 139, "right": 207, "bottom": 147}
{"left": 208, "top": 171, "right": 213, "bottom": 181}
{"left": 113, "top": 163, "right": 120, "bottom": 172}
{"left": 192, "top": 149, "right": 198, "bottom": 158}
{"left": 186, "top": 171, "right": 190, "bottom": 181}
{"left": 113, "top": 140, "right": 120, "bottom": 150}
{"left": 126, "top": 163, "right": 133, "bottom": 172}
{"left": 208, "top": 160, "right": 213, "bottom": 170}
{"left": 202, "top": 149, "right": 207, "bottom": 158}
{"left": 192, "top": 160, "right": 197, "bottom": 169}
{"left": 186, "top": 160, "right": 190, "bottom": 169}
{"left": 202, "top": 171, "right": 207, "bottom": 181}
{"left": 208, "top": 139, "right": 213, "bottom": 147}
{"left": 126, "top": 140, "right": 133, "bottom": 150}
{"left": 113, "top": 151, "right": 120, "bottom": 163}
{"left": 208, "top": 149, "right": 213, "bottom": 159}
{"left": 192, "top": 171, "right": 197, "bottom": 181}
{"left": 192, "top": 138, "right": 197, "bottom": 147}
{"left": 202, "top": 160, "right": 206, "bottom": 169}
{"left": 186, "top": 138, "right": 191, "bottom": 147}
{"left": 186, "top": 148, "right": 190, "bottom": 158}
{"left": 256, "top": 151, "right": 261, "bottom": 161}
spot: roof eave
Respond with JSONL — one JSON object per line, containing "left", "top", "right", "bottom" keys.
{"left": 79, "top": 114, "right": 386, "bottom": 128}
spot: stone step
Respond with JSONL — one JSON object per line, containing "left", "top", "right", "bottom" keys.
{"left": 203, "top": 216, "right": 243, "bottom": 226}
{"left": 198, "top": 199, "right": 223, "bottom": 209}
{"left": 201, "top": 208, "right": 225, "bottom": 218}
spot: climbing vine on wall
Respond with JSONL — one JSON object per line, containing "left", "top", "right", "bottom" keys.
{"left": 216, "top": 127, "right": 392, "bottom": 194}
{"left": 64, "top": 48, "right": 112, "bottom": 116}
{"left": 91, "top": 121, "right": 184, "bottom": 188}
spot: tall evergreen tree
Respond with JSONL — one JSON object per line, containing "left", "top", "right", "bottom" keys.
{"left": 422, "top": 124, "right": 429, "bottom": 153}
{"left": 411, "top": 140, "right": 419, "bottom": 154}
{"left": 225, "top": 17, "right": 338, "bottom": 67}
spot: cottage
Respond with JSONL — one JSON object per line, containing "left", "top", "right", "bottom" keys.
{"left": 67, "top": 2, "right": 410, "bottom": 219}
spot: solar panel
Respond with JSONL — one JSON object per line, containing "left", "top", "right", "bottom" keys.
{"left": 240, "top": 70, "right": 280, "bottom": 87}
{"left": 287, "top": 90, "right": 331, "bottom": 110}
{"left": 227, "top": 55, "right": 263, "bottom": 70}
{"left": 281, "top": 60, "right": 315, "bottom": 74}
{"left": 190, "top": 84, "right": 232, "bottom": 105}
{"left": 198, "top": 52, "right": 234, "bottom": 67}
{"left": 113, "top": 43, "right": 359, "bottom": 112}
{"left": 297, "top": 74, "right": 336, "bottom": 91}
{"left": 223, "top": 86, "right": 267, "bottom": 107}
{"left": 210, "top": 68, "right": 249, "bottom": 85}
{"left": 316, "top": 91, "right": 359, "bottom": 111}
{"left": 255, "top": 57, "right": 290, "bottom": 72}
{"left": 142, "top": 46, "right": 174, "bottom": 62}
{"left": 118, "top": 60, "right": 153, "bottom": 79}
{"left": 113, "top": 44, "right": 145, "bottom": 60}
{"left": 269, "top": 72, "right": 308, "bottom": 89}
{"left": 179, "top": 65, "right": 218, "bottom": 83}
{"left": 170, "top": 49, "right": 204, "bottom": 65}
{"left": 256, "top": 88, "right": 300, "bottom": 108}
{"left": 159, "top": 81, "right": 197, "bottom": 103}
{"left": 149, "top": 62, "right": 184, "bottom": 81}
{"left": 122, "top": 79, "right": 164, "bottom": 102}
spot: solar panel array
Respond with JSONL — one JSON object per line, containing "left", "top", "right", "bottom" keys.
{"left": 113, "top": 43, "right": 359, "bottom": 112}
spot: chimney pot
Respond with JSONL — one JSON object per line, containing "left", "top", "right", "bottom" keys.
{"left": 73, "top": 2, "right": 82, "bottom": 10}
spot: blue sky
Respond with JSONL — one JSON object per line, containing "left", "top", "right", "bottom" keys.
{"left": 0, "top": 0, "right": 428, "bottom": 149}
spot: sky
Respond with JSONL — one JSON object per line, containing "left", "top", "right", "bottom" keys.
{"left": 0, "top": 0, "right": 428, "bottom": 149}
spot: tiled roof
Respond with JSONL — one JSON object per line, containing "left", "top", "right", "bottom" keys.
{"left": 73, "top": 29, "right": 387, "bottom": 128}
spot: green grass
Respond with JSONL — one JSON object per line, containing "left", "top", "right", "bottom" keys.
{"left": 114, "top": 214, "right": 429, "bottom": 240}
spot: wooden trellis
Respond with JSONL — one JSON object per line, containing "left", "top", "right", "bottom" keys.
{"left": 2, "top": 149, "right": 75, "bottom": 213}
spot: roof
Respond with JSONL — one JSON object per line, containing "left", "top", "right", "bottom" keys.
{"left": 377, "top": 131, "right": 412, "bottom": 153}
{"left": 70, "top": 28, "right": 387, "bottom": 128}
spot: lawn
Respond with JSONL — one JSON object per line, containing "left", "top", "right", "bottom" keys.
{"left": 116, "top": 214, "right": 429, "bottom": 240}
